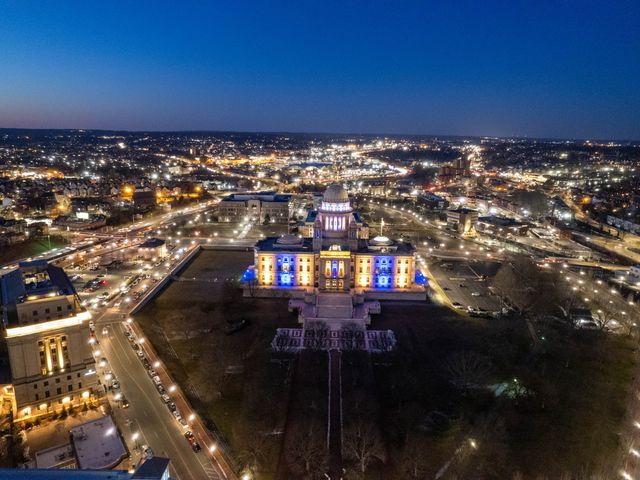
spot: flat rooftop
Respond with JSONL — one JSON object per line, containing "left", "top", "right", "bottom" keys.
{"left": 35, "top": 443, "right": 76, "bottom": 469}
{"left": 70, "top": 416, "right": 127, "bottom": 470}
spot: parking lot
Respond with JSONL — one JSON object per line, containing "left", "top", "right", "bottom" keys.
{"left": 428, "top": 259, "right": 503, "bottom": 315}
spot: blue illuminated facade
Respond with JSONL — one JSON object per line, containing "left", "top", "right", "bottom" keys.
{"left": 373, "top": 256, "right": 394, "bottom": 288}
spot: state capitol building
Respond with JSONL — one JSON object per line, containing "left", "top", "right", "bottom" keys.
{"left": 251, "top": 184, "right": 425, "bottom": 300}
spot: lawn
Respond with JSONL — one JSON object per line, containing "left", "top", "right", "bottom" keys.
{"left": 0, "top": 235, "right": 69, "bottom": 266}
{"left": 369, "top": 302, "right": 636, "bottom": 479}
{"left": 135, "top": 252, "right": 637, "bottom": 479}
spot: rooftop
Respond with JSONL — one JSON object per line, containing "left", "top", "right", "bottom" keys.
{"left": 70, "top": 416, "right": 127, "bottom": 470}
{"left": 139, "top": 237, "right": 165, "bottom": 249}
{"left": 221, "top": 192, "right": 291, "bottom": 203}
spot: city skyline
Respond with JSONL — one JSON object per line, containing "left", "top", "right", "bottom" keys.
{"left": 2, "top": 1, "right": 640, "bottom": 140}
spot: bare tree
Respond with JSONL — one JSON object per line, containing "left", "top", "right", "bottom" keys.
{"left": 443, "top": 351, "right": 493, "bottom": 395}
{"left": 341, "top": 322, "right": 364, "bottom": 351}
{"left": 273, "top": 329, "right": 294, "bottom": 353}
{"left": 285, "top": 421, "right": 328, "bottom": 479}
{"left": 369, "top": 331, "right": 395, "bottom": 353}
{"left": 305, "top": 321, "right": 329, "bottom": 351}
{"left": 592, "top": 299, "right": 618, "bottom": 331}
{"left": 493, "top": 257, "right": 566, "bottom": 321}
{"left": 343, "top": 419, "right": 385, "bottom": 479}
{"left": 236, "top": 427, "right": 272, "bottom": 476}
{"left": 395, "top": 433, "right": 431, "bottom": 480}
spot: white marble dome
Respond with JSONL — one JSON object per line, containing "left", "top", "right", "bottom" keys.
{"left": 323, "top": 184, "right": 349, "bottom": 204}
{"left": 370, "top": 235, "right": 393, "bottom": 246}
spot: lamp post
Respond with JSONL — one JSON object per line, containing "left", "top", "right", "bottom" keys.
{"left": 132, "top": 432, "right": 140, "bottom": 451}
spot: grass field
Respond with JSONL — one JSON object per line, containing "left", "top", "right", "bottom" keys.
{"left": 0, "top": 235, "right": 69, "bottom": 266}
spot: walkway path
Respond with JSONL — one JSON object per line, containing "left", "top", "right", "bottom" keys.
{"left": 328, "top": 349, "right": 343, "bottom": 479}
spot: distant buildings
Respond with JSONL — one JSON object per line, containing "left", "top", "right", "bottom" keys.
{"left": 607, "top": 214, "right": 640, "bottom": 234}
{"left": 138, "top": 238, "right": 168, "bottom": 260}
{"left": 214, "top": 192, "right": 291, "bottom": 224}
{"left": 0, "top": 217, "right": 27, "bottom": 245}
{"left": 418, "top": 192, "right": 447, "bottom": 210}
{"left": 446, "top": 208, "right": 479, "bottom": 235}
{"left": 551, "top": 197, "right": 574, "bottom": 222}
{"left": 53, "top": 213, "right": 107, "bottom": 231}
{"left": 0, "top": 260, "right": 98, "bottom": 420}
{"left": 438, "top": 157, "right": 471, "bottom": 184}
{"left": 476, "top": 215, "right": 529, "bottom": 236}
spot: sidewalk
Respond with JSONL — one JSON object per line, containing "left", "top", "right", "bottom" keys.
{"left": 127, "top": 320, "right": 234, "bottom": 479}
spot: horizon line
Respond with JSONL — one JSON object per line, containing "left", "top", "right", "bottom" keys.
{"left": 1, "top": 126, "right": 639, "bottom": 145}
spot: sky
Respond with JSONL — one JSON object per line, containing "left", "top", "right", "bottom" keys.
{"left": 1, "top": 0, "right": 639, "bottom": 140}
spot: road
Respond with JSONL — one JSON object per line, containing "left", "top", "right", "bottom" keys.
{"left": 97, "top": 310, "right": 222, "bottom": 480}
{"left": 6, "top": 201, "right": 235, "bottom": 480}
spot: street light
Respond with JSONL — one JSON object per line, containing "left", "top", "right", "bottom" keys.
{"left": 209, "top": 445, "right": 217, "bottom": 453}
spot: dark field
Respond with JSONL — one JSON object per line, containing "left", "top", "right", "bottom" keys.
{"left": 136, "top": 250, "right": 637, "bottom": 479}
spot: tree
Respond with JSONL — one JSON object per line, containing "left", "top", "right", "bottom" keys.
{"left": 493, "top": 257, "right": 565, "bottom": 320}
{"left": 273, "top": 329, "right": 294, "bottom": 353}
{"left": 236, "top": 426, "right": 272, "bottom": 476}
{"left": 343, "top": 419, "right": 385, "bottom": 479}
{"left": 305, "top": 321, "right": 329, "bottom": 351}
{"left": 443, "top": 351, "right": 493, "bottom": 395}
{"left": 592, "top": 298, "right": 618, "bottom": 331}
{"left": 341, "top": 322, "right": 364, "bottom": 351}
{"left": 285, "top": 421, "right": 328, "bottom": 479}
{"left": 395, "top": 432, "right": 431, "bottom": 480}
{"left": 369, "top": 330, "right": 395, "bottom": 352}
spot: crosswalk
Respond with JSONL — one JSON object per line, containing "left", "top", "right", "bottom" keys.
{"left": 198, "top": 457, "right": 221, "bottom": 480}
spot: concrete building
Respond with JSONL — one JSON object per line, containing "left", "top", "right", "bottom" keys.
{"left": 476, "top": 215, "right": 529, "bottom": 236}
{"left": 138, "top": 238, "right": 167, "bottom": 260}
{"left": 1, "top": 260, "right": 98, "bottom": 420}
{"left": 250, "top": 185, "right": 424, "bottom": 299}
{"left": 446, "top": 208, "right": 479, "bottom": 235}
{"left": 215, "top": 192, "right": 291, "bottom": 224}
{"left": 607, "top": 214, "right": 640, "bottom": 234}
{"left": 33, "top": 416, "right": 127, "bottom": 470}
{"left": 0, "top": 456, "right": 170, "bottom": 479}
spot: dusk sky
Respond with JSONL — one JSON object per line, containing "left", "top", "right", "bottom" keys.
{"left": 1, "top": 0, "right": 639, "bottom": 139}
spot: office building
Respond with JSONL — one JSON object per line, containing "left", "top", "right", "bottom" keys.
{"left": 214, "top": 192, "right": 291, "bottom": 224}
{"left": 1, "top": 260, "right": 98, "bottom": 420}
